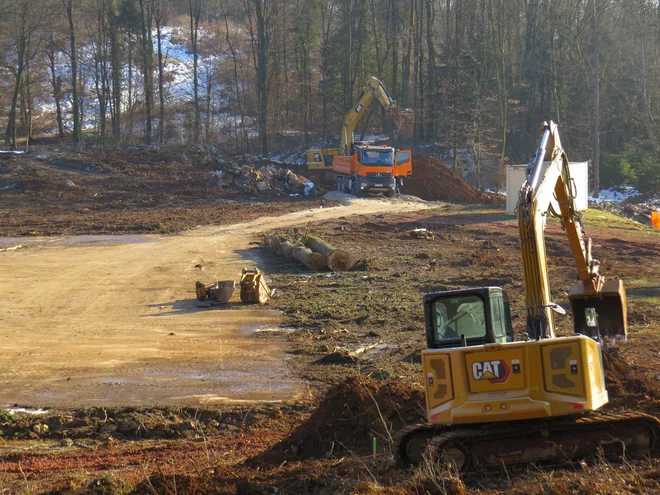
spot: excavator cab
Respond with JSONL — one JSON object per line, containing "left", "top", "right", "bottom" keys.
{"left": 424, "top": 287, "right": 514, "bottom": 349}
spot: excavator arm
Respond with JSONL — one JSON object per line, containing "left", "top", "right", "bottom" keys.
{"left": 340, "top": 76, "right": 412, "bottom": 155}
{"left": 517, "top": 121, "right": 626, "bottom": 341}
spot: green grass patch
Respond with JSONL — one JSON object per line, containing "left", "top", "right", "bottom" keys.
{"left": 582, "top": 209, "right": 659, "bottom": 235}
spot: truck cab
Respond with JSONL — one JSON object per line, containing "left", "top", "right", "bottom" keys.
{"left": 333, "top": 144, "right": 412, "bottom": 197}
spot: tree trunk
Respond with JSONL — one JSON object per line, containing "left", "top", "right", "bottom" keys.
{"left": 110, "top": 9, "right": 121, "bottom": 140}
{"left": 291, "top": 246, "right": 327, "bottom": 271}
{"left": 139, "top": 0, "right": 154, "bottom": 145}
{"left": 66, "top": 0, "right": 82, "bottom": 147}
{"left": 190, "top": 0, "right": 201, "bottom": 144}
{"left": 342, "top": 0, "right": 353, "bottom": 113}
{"left": 155, "top": 12, "right": 165, "bottom": 144}
{"left": 253, "top": 0, "right": 269, "bottom": 156}
{"left": 591, "top": 0, "right": 600, "bottom": 197}
{"left": 302, "top": 235, "right": 355, "bottom": 271}
{"left": 6, "top": 59, "right": 24, "bottom": 150}
{"left": 222, "top": 2, "right": 248, "bottom": 153}
{"left": 266, "top": 236, "right": 327, "bottom": 271}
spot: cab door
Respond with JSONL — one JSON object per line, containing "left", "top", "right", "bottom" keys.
{"left": 395, "top": 150, "right": 412, "bottom": 177}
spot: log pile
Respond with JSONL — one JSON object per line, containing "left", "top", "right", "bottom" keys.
{"left": 265, "top": 234, "right": 355, "bottom": 272}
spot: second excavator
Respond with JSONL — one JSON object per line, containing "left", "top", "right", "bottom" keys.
{"left": 399, "top": 121, "right": 658, "bottom": 469}
{"left": 307, "top": 76, "right": 413, "bottom": 197}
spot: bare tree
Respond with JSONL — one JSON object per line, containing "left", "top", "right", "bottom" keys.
{"left": 138, "top": 0, "right": 155, "bottom": 144}
{"left": 45, "top": 33, "right": 66, "bottom": 139}
{"left": 189, "top": 0, "right": 203, "bottom": 144}
{"left": 61, "top": 0, "right": 83, "bottom": 146}
{"left": 4, "top": 0, "right": 48, "bottom": 149}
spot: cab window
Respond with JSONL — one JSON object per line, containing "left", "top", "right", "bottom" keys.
{"left": 490, "top": 292, "right": 506, "bottom": 342}
{"left": 396, "top": 151, "right": 410, "bottom": 165}
{"left": 433, "top": 295, "right": 487, "bottom": 343}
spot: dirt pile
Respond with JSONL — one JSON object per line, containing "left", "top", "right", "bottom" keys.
{"left": 602, "top": 349, "right": 660, "bottom": 412}
{"left": 403, "top": 154, "right": 502, "bottom": 204}
{"left": 248, "top": 377, "right": 425, "bottom": 465}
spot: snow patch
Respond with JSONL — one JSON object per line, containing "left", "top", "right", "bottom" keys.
{"left": 590, "top": 186, "right": 641, "bottom": 204}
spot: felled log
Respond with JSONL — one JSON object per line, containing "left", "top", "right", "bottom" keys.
{"left": 280, "top": 240, "right": 295, "bottom": 257}
{"left": 264, "top": 235, "right": 280, "bottom": 250}
{"left": 292, "top": 245, "right": 327, "bottom": 271}
{"left": 302, "top": 235, "right": 355, "bottom": 271}
{"left": 265, "top": 235, "right": 325, "bottom": 271}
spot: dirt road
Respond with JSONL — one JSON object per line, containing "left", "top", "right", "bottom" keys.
{"left": 0, "top": 194, "right": 434, "bottom": 408}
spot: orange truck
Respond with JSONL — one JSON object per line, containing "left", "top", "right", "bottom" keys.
{"left": 307, "top": 76, "right": 413, "bottom": 197}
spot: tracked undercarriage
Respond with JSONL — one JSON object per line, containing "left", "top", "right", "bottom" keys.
{"left": 399, "top": 411, "right": 660, "bottom": 470}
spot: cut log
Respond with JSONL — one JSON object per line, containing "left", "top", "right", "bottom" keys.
{"left": 292, "top": 245, "right": 327, "bottom": 271}
{"left": 265, "top": 235, "right": 282, "bottom": 250}
{"left": 280, "top": 240, "right": 295, "bottom": 257}
{"left": 302, "top": 234, "right": 355, "bottom": 271}
{"left": 264, "top": 234, "right": 328, "bottom": 271}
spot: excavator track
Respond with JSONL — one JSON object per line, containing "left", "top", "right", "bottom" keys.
{"left": 399, "top": 411, "right": 660, "bottom": 470}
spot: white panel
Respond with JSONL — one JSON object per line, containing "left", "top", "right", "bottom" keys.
{"left": 506, "top": 162, "right": 589, "bottom": 215}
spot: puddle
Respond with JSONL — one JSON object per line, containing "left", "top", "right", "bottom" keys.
{"left": 60, "top": 235, "right": 168, "bottom": 246}
{"left": 0, "top": 235, "right": 169, "bottom": 249}
{"left": 242, "top": 325, "right": 299, "bottom": 334}
{"left": 96, "top": 377, "right": 151, "bottom": 386}
{"left": 5, "top": 407, "right": 51, "bottom": 416}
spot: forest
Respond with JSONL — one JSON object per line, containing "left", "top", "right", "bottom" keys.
{"left": 0, "top": 0, "right": 659, "bottom": 193}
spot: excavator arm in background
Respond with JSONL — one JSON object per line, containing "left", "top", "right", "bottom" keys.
{"left": 517, "top": 121, "right": 627, "bottom": 341}
{"left": 339, "top": 76, "right": 413, "bottom": 155}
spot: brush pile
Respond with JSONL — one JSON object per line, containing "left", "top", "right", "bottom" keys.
{"left": 211, "top": 162, "right": 317, "bottom": 196}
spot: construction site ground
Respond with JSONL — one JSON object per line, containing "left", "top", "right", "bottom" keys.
{"left": 0, "top": 147, "right": 659, "bottom": 494}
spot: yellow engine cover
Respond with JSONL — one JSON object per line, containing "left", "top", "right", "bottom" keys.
{"left": 422, "top": 335, "right": 607, "bottom": 425}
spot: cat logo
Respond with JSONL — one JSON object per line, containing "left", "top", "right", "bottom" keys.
{"left": 472, "top": 360, "right": 510, "bottom": 383}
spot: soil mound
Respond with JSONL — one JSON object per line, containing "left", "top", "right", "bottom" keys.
{"left": 603, "top": 349, "right": 660, "bottom": 412}
{"left": 403, "top": 154, "right": 502, "bottom": 204}
{"left": 247, "top": 377, "right": 425, "bottom": 465}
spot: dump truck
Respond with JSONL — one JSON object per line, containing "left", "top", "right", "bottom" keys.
{"left": 307, "top": 76, "right": 413, "bottom": 197}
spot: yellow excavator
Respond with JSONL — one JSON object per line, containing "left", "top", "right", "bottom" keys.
{"left": 399, "top": 122, "right": 658, "bottom": 469}
{"left": 307, "top": 76, "right": 413, "bottom": 197}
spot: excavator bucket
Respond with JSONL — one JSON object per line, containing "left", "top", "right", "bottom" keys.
{"left": 240, "top": 268, "right": 271, "bottom": 304}
{"left": 391, "top": 107, "right": 415, "bottom": 135}
{"left": 569, "top": 279, "right": 627, "bottom": 342}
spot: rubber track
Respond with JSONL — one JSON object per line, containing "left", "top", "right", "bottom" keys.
{"left": 398, "top": 411, "right": 660, "bottom": 468}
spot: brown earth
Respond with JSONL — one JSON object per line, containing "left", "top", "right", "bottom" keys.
{"left": 401, "top": 154, "right": 503, "bottom": 204}
{"left": 0, "top": 145, "right": 659, "bottom": 494}
{"left": 0, "top": 147, "right": 336, "bottom": 237}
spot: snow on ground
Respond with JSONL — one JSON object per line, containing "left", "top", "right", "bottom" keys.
{"left": 589, "top": 186, "right": 642, "bottom": 204}
{"left": 32, "top": 25, "right": 236, "bottom": 136}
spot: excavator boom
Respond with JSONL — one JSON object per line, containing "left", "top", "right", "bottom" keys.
{"left": 340, "top": 76, "right": 413, "bottom": 155}
{"left": 518, "top": 121, "right": 626, "bottom": 341}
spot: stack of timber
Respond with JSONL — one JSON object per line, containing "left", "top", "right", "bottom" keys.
{"left": 265, "top": 234, "right": 355, "bottom": 272}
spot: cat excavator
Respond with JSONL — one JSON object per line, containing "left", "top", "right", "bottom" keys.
{"left": 307, "top": 76, "right": 413, "bottom": 197}
{"left": 399, "top": 121, "right": 659, "bottom": 469}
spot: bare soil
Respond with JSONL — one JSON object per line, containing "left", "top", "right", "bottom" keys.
{"left": 401, "top": 154, "right": 503, "bottom": 204}
{"left": 0, "top": 146, "right": 658, "bottom": 494}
